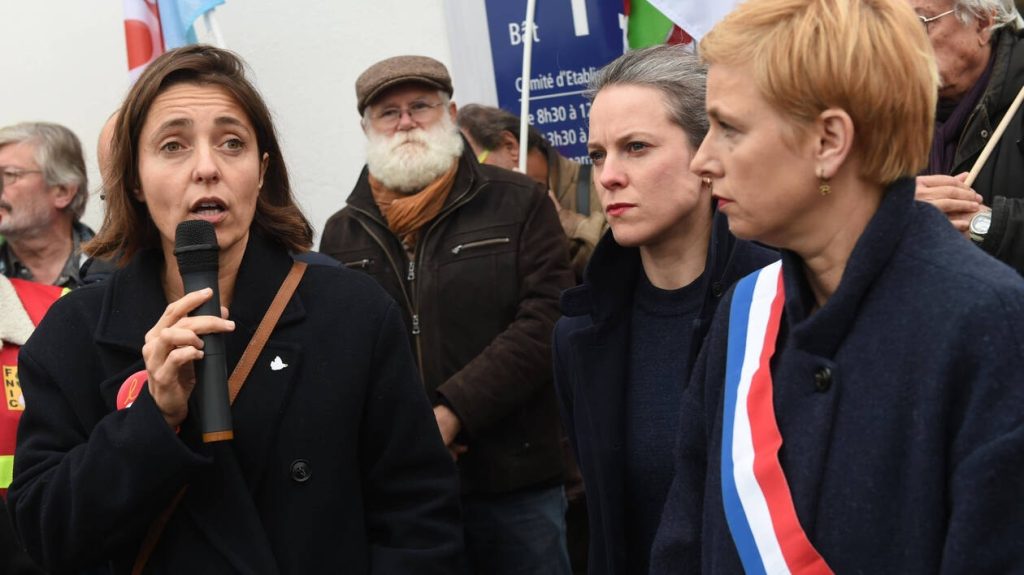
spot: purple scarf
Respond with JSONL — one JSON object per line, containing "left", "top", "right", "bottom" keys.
{"left": 926, "top": 52, "right": 996, "bottom": 175}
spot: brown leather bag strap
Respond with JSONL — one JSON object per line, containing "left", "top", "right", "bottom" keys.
{"left": 228, "top": 260, "right": 306, "bottom": 403}
{"left": 131, "top": 260, "right": 307, "bottom": 575}
{"left": 131, "top": 486, "right": 187, "bottom": 575}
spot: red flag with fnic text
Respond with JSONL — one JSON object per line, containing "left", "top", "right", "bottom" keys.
{"left": 123, "top": 0, "right": 165, "bottom": 83}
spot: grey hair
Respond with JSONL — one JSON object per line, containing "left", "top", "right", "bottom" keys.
{"left": 361, "top": 90, "right": 451, "bottom": 129}
{"left": 0, "top": 122, "right": 89, "bottom": 220}
{"left": 956, "top": 0, "right": 1022, "bottom": 32}
{"left": 586, "top": 44, "right": 708, "bottom": 151}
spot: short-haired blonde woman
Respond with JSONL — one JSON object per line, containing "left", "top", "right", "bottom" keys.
{"left": 651, "top": 0, "right": 1024, "bottom": 572}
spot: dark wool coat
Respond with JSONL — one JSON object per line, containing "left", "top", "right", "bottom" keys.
{"left": 320, "top": 147, "right": 574, "bottom": 495}
{"left": 553, "top": 213, "right": 778, "bottom": 575}
{"left": 651, "top": 179, "right": 1024, "bottom": 574}
{"left": 9, "top": 232, "right": 464, "bottom": 574}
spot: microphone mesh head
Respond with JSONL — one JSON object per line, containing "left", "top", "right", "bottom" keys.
{"left": 174, "top": 220, "right": 219, "bottom": 274}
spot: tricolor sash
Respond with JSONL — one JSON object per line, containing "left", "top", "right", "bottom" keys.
{"left": 721, "top": 261, "right": 832, "bottom": 575}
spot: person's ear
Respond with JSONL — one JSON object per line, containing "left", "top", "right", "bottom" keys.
{"left": 500, "top": 130, "right": 520, "bottom": 165}
{"left": 259, "top": 152, "right": 270, "bottom": 189}
{"left": 52, "top": 183, "right": 77, "bottom": 209}
{"left": 814, "top": 108, "right": 855, "bottom": 180}
{"left": 976, "top": 11, "right": 996, "bottom": 44}
{"left": 448, "top": 100, "right": 458, "bottom": 123}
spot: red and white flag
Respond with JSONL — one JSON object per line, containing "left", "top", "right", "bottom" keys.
{"left": 123, "top": 0, "right": 165, "bottom": 83}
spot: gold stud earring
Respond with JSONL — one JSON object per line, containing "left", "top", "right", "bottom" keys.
{"left": 701, "top": 176, "right": 712, "bottom": 190}
{"left": 818, "top": 169, "right": 831, "bottom": 196}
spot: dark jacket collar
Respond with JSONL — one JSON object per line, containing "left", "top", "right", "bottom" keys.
{"left": 782, "top": 178, "right": 915, "bottom": 357}
{"left": 984, "top": 28, "right": 1024, "bottom": 114}
{"left": 561, "top": 207, "right": 758, "bottom": 330}
{"left": 345, "top": 138, "right": 483, "bottom": 223}
{"left": 94, "top": 232, "right": 301, "bottom": 355}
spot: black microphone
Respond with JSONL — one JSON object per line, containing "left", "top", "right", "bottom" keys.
{"left": 174, "top": 220, "right": 233, "bottom": 443}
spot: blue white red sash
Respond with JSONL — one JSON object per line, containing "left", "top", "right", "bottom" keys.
{"left": 721, "top": 261, "right": 832, "bottom": 575}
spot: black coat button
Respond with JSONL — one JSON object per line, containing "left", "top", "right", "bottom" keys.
{"left": 711, "top": 282, "right": 725, "bottom": 297}
{"left": 290, "top": 459, "right": 312, "bottom": 483}
{"left": 814, "top": 367, "right": 832, "bottom": 392}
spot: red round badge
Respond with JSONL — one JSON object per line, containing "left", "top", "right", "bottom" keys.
{"left": 116, "top": 370, "right": 148, "bottom": 410}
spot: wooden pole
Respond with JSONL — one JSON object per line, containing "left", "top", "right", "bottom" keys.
{"left": 966, "top": 82, "right": 1024, "bottom": 186}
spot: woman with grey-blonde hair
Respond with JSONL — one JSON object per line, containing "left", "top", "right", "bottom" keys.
{"left": 551, "top": 44, "right": 777, "bottom": 575}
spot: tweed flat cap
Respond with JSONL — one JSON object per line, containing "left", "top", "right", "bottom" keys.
{"left": 356, "top": 55, "right": 454, "bottom": 114}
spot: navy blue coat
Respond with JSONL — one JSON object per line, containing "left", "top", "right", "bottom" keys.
{"left": 651, "top": 179, "right": 1024, "bottom": 573}
{"left": 9, "top": 232, "right": 463, "bottom": 574}
{"left": 553, "top": 213, "right": 777, "bottom": 575}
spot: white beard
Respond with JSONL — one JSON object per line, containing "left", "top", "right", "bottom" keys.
{"left": 365, "top": 113, "right": 464, "bottom": 193}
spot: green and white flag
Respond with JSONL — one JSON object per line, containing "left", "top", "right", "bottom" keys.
{"left": 625, "top": 0, "right": 691, "bottom": 49}
{"left": 646, "top": 0, "right": 739, "bottom": 44}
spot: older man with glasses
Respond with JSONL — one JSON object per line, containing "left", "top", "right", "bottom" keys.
{"left": 320, "top": 55, "right": 574, "bottom": 575}
{"left": 0, "top": 121, "right": 93, "bottom": 573}
{"left": 0, "top": 122, "right": 93, "bottom": 288}
{"left": 911, "top": 0, "right": 1024, "bottom": 273}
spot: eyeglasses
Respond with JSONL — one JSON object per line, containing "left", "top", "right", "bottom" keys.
{"left": 1, "top": 168, "right": 43, "bottom": 186}
{"left": 919, "top": 8, "right": 956, "bottom": 29}
{"left": 371, "top": 101, "right": 444, "bottom": 129}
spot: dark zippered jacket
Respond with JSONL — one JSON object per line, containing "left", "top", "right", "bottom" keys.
{"left": 320, "top": 147, "right": 574, "bottom": 494}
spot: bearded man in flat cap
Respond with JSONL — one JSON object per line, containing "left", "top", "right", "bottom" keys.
{"left": 320, "top": 56, "right": 573, "bottom": 575}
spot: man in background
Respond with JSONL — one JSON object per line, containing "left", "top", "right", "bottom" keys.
{"left": 0, "top": 122, "right": 93, "bottom": 288}
{"left": 0, "top": 120, "right": 93, "bottom": 572}
{"left": 320, "top": 56, "right": 573, "bottom": 575}
{"left": 912, "top": 0, "right": 1024, "bottom": 271}
{"left": 0, "top": 263, "right": 58, "bottom": 575}
{"left": 457, "top": 104, "right": 605, "bottom": 281}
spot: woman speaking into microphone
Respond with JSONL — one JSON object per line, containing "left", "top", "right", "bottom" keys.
{"left": 651, "top": 0, "right": 1024, "bottom": 572}
{"left": 9, "top": 46, "right": 462, "bottom": 573}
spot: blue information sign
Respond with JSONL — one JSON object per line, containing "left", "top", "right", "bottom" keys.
{"left": 484, "top": 0, "right": 623, "bottom": 163}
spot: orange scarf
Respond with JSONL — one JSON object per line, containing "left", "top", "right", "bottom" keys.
{"left": 369, "top": 161, "right": 458, "bottom": 249}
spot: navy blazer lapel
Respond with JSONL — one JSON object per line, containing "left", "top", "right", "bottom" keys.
{"left": 91, "top": 249, "right": 176, "bottom": 413}
{"left": 569, "top": 316, "right": 629, "bottom": 566}
{"left": 562, "top": 231, "right": 645, "bottom": 570}
{"left": 93, "top": 248, "right": 171, "bottom": 353}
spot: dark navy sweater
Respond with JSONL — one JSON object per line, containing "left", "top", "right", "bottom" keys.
{"left": 624, "top": 273, "right": 704, "bottom": 574}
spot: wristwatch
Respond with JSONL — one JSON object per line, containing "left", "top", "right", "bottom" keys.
{"left": 968, "top": 210, "right": 992, "bottom": 244}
